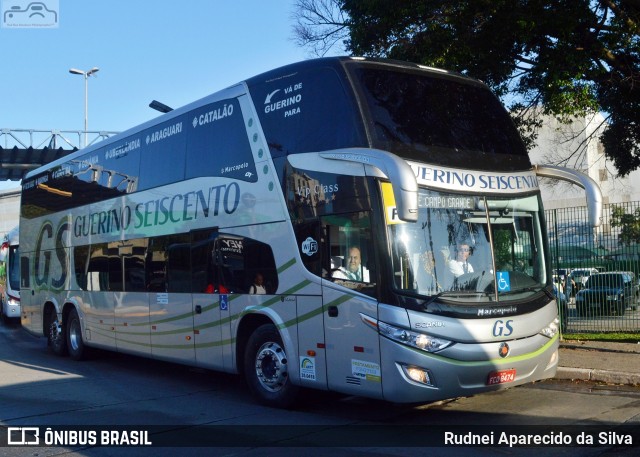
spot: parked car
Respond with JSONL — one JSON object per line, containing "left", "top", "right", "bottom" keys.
{"left": 575, "top": 271, "right": 637, "bottom": 316}
{"left": 570, "top": 268, "right": 599, "bottom": 292}
{"left": 0, "top": 227, "right": 20, "bottom": 323}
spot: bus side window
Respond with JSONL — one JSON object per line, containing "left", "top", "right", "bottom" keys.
{"left": 321, "top": 212, "right": 376, "bottom": 293}
{"left": 73, "top": 245, "right": 89, "bottom": 291}
{"left": 215, "top": 235, "right": 279, "bottom": 294}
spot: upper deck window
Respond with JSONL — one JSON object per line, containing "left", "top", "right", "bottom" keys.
{"left": 248, "top": 65, "right": 366, "bottom": 157}
{"left": 350, "top": 64, "right": 528, "bottom": 167}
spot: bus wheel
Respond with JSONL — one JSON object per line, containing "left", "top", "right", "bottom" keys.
{"left": 66, "top": 308, "right": 86, "bottom": 360}
{"left": 47, "top": 309, "right": 67, "bottom": 356}
{"left": 244, "top": 324, "right": 299, "bottom": 409}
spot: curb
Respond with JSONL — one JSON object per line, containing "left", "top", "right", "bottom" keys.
{"left": 556, "top": 366, "right": 640, "bottom": 386}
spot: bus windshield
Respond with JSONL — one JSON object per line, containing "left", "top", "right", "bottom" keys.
{"left": 388, "top": 188, "right": 548, "bottom": 303}
{"left": 8, "top": 245, "right": 20, "bottom": 291}
{"left": 350, "top": 64, "right": 528, "bottom": 165}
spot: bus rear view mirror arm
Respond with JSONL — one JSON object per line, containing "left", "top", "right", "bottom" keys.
{"left": 320, "top": 148, "right": 419, "bottom": 222}
{"left": 533, "top": 164, "right": 603, "bottom": 227}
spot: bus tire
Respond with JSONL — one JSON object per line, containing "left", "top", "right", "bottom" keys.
{"left": 47, "top": 308, "right": 67, "bottom": 356}
{"left": 244, "top": 323, "right": 299, "bottom": 409}
{"left": 66, "top": 308, "right": 87, "bottom": 360}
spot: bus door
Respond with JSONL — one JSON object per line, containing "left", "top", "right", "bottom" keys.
{"left": 111, "top": 239, "right": 151, "bottom": 356}
{"left": 320, "top": 213, "right": 383, "bottom": 399}
{"left": 191, "top": 229, "right": 225, "bottom": 371}
{"left": 147, "top": 234, "right": 195, "bottom": 364}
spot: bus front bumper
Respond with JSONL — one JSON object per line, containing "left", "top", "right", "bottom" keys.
{"left": 379, "top": 335, "right": 559, "bottom": 404}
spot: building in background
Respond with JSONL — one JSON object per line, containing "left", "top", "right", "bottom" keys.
{"left": 529, "top": 112, "right": 640, "bottom": 209}
{"left": 528, "top": 112, "right": 640, "bottom": 249}
{"left": 0, "top": 186, "right": 20, "bottom": 239}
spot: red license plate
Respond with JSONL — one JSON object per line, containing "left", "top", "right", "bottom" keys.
{"left": 487, "top": 369, "right": 516, "bottom": 385}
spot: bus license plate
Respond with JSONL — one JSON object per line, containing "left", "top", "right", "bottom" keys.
{"left": 487, "top": 369, "right": 516, "bottom": 385}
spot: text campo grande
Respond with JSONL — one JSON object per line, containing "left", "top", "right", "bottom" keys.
{"left": 444, "top": 431, "right": 633, "bottom": 447}
{"left": 73, "top": 183, "right": 240, "bottom": 238}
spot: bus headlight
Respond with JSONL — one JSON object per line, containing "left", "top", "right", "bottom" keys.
{"left": 377, "top": 321, "right": 452, "bottom": 353}
{"left": 400, "top": 364, "right": 436, "bottom": 387}
{"left": 539, "top": 317, "right": 560, "bottom": 339}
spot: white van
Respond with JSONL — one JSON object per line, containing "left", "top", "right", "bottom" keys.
{"left": 0, "top": 227, "right": 20, "bottom": 322}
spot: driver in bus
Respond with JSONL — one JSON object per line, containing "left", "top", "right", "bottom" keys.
{"left": 332, "top": 246, "right": 370, "bottom": 282}
{"left": 440, "top": 242, "right": 475, "bottom": 289}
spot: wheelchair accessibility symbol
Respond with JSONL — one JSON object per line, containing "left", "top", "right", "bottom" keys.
{"left": 219, "top": 294, "right": 228, "bottom": 311}
{"left": 497, "top": 272, "right": 511, "bottom": 292}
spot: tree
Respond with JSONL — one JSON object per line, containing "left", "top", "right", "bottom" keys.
{"left": 293, "top": 0, "right": 640, "bottom": 175}
{"left": 610, "top": 205, "right": 640, "bottom": 245}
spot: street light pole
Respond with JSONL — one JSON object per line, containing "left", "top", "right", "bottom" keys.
{"left": 69, "top": 67, "right": 99, "bottom": 148}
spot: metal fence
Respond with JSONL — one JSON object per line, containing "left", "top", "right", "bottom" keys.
{"left": 546, "top": 201, "right": 640, "bottom": 334}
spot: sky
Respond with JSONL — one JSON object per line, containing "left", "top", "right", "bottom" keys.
{"left": 0, "top": 0, "right": 338, "bottom": 188}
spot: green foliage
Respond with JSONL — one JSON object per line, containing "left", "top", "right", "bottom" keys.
{"left": 610, "top": 205, "right": 640, "bottom": 245}
{"left": 294, "top": 0, "right": 640, "bottom": 175}
{"left": 563, "top": 334, "right": 640, "bottom": 343}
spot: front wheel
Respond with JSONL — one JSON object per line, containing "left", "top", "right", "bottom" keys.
{"left": 47, "top": 308, "right": 67, "bottom": 356}
{"left": 244, "top": 324, "right": 299, "bottom": 409}
{"left": 66, "top": 308, "right": 87, "bottom": 360}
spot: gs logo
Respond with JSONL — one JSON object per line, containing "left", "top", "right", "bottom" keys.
{"left": 492, "top": 319, "right": 514, "bottom": 337}
{"left": 34, "top": 220, "right": 70, "bottom": 290}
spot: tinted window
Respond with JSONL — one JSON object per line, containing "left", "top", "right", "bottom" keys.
{"left": 107, "top": 239, "right": 147, "bottom": 292}
{"left": 8, "top": 246, "right": 20, "bottom": 290}
{"left": 185, "top": 98, "right": 257, "bottom": 183}
{"left": 216, "top": 235, "right": 278, "bottom": 294}
{"left": 86, "top": 243, "right": 109, "bottom": 291}
{"left": 248, "top": 66, "right": 366, "bottom": 158}
{"left": 73, "top": 245, "right": 90, "bottom": 291}
{"left": 587, "top": 274, "right": 623, "bottom": 288}
{"left": 350, "top": 65, "right": 528, "bottom": 167}
{"left": 21, "top": 169, "right": 70, "bottom": 219}
{"left": 137, "top": 116, "right": 187, "bottom": 190}
{"left": 284, "top": 165, "right": 373, "bottom": 218}
{"left": 146, "top": 234, "right": 191, "bottom": 293}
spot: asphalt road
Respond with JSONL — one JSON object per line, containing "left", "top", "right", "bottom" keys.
{"left": 1, "top": 320, "right": 639, "bottom": 457}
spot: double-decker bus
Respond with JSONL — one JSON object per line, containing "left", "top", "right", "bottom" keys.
{"left": 19, "top": 57, "right": 601, "bottom": 408}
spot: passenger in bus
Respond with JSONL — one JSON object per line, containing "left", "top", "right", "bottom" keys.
{"left": 249, "top": 273, "right": 267, "bottom": 295}
{"left": 332, "top": 246, "right": 369, "bottom": 282}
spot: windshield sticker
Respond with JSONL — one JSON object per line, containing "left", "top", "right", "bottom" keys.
{"left": 497, "top": 271, "right": 511, "bottom": 292}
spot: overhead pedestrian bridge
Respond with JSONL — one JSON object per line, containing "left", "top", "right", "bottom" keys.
{"left": 0, "top": 128, "right": 117, "bottom": 181}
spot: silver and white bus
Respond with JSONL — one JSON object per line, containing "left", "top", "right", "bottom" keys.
{"left": 0, "top": 226, "right": 20, "bottom": 322}
{"left": 20, "top": 57, "right": 601, "bottom": 408}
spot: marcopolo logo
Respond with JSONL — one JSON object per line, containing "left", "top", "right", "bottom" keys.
{"left": 2, "top": 0, "right": 59, "bottom": 28}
